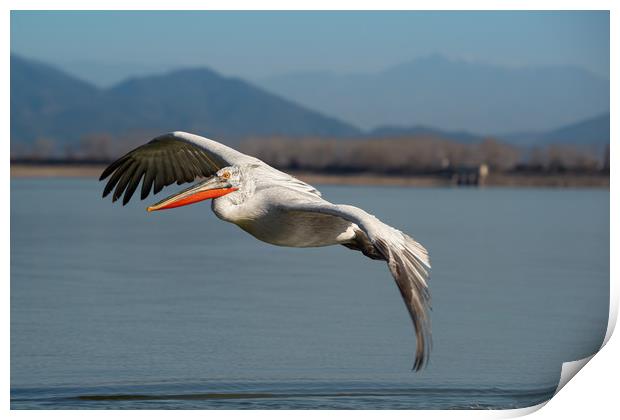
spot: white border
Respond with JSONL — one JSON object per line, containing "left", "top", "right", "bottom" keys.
{"left": 4, "top": 2, "right": 617, "bottom": 418}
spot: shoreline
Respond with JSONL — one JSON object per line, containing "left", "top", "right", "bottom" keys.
{"left": 10, "top": 164, "right": 609, "bottom": 188}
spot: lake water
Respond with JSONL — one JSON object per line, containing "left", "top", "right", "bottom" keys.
{"left": 10, "top": 179, "right": 609, "bottom": 409}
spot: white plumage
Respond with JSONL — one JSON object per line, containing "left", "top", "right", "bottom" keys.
{"left": 100, "top": 131, "right": 432, "bottom": 370}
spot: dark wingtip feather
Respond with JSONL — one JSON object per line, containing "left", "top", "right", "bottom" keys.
{"left": 102, "top": 177, "right": 116, "bottom": 198}
{"left": 122, "top": 164, "right": 145, "bottom": 205}
{"left": 99, "top": 156, "right": 128, "bottom": 181}
{"left": 112, "top": 162, "right": 137, "bottom": 203}
{"left": 412, "top": 350, "right": 428, "bottom": 372}
{"left": 140, "top": 158, "right": 155, "bottom": 200}
{"left": 99, "top": 164, "right": 113, "bottom": 181}
{"left": 102, "top": 159, "right": 131, "bottom": 198}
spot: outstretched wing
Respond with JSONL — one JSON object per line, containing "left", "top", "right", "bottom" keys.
{"left": 99, "top": 131, "right": 257, "bottom": 205}
{"left": 278, "top": 200, "right": 432, "bottom": 371}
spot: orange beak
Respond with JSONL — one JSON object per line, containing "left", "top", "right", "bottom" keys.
{"left": 147, "top": 176, "right": 238, "bottom": 212}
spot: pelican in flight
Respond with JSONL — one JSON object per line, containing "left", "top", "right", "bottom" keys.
{"left": 100, "top": 132, "right": 432, "bottom": 370}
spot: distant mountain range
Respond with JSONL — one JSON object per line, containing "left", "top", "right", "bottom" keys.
{"left": 10, "top": 54, "right": 610, "bottom": 155}
{"left": 367, "top": 125, "right": 486, "bottom": 144}
{"left": 10, "top": 54, "right": 360, "bottom": 150}
{"left": 258, "top": 54, "right": 610, "bottom": 134}
{"left": 369, "top": 113, "right": 610, "bottom": 149}
{"left": 505, "top": 113, "right": 610, "bottom": 148}
{"left": 541, "top": 113, "right": 610, "bottom": 145}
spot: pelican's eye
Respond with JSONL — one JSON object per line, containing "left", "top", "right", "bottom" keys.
{"left": 221, "top": 171, "right": 231, "bottom": 179}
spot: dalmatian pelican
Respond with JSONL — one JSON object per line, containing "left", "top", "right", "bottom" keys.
{"left": 100, "top": 131, "right": 432, "bottom": 370}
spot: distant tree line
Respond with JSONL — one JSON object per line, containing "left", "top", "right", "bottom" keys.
{"left": 11, "top": 132, "right": 609, "bottom": 175}
{"left": 239, "top": 136, "right": 607, "bottom": 175}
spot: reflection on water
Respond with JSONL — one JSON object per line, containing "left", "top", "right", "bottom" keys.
{"left": 11, "top": 179, "right": 609, "bottom": 409}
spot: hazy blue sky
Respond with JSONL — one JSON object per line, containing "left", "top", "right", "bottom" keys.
{"left": 11, "top": 11, "right": 609, "bottom": 86}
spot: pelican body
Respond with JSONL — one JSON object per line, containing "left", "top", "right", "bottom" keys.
{"left": 100, "top": 132, "right": 432, "bottom": 370}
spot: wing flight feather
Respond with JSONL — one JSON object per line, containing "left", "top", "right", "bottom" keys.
{"left": 100, "top": 131, "right": 256, "bottom": 204}
{"left": 278, "top": 200, "right": 432, "bottom": 370}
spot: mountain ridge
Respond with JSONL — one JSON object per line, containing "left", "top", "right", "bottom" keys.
{"left": 10, "top": 54, "right": 361, "bottom": 150}
{"left": 10, "top": 54, "right": 610, "bottom": 156}
{"left": 259, "top": 54, "right": 610, "bottom": 133}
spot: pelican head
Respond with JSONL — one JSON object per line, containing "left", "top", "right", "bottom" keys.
{"left": 146, "top": 166, "right": 241, "bottom": 212}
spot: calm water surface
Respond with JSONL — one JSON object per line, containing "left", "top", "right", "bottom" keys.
{"left": 11, "top": 179, "right": 609, "bottom": 409}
